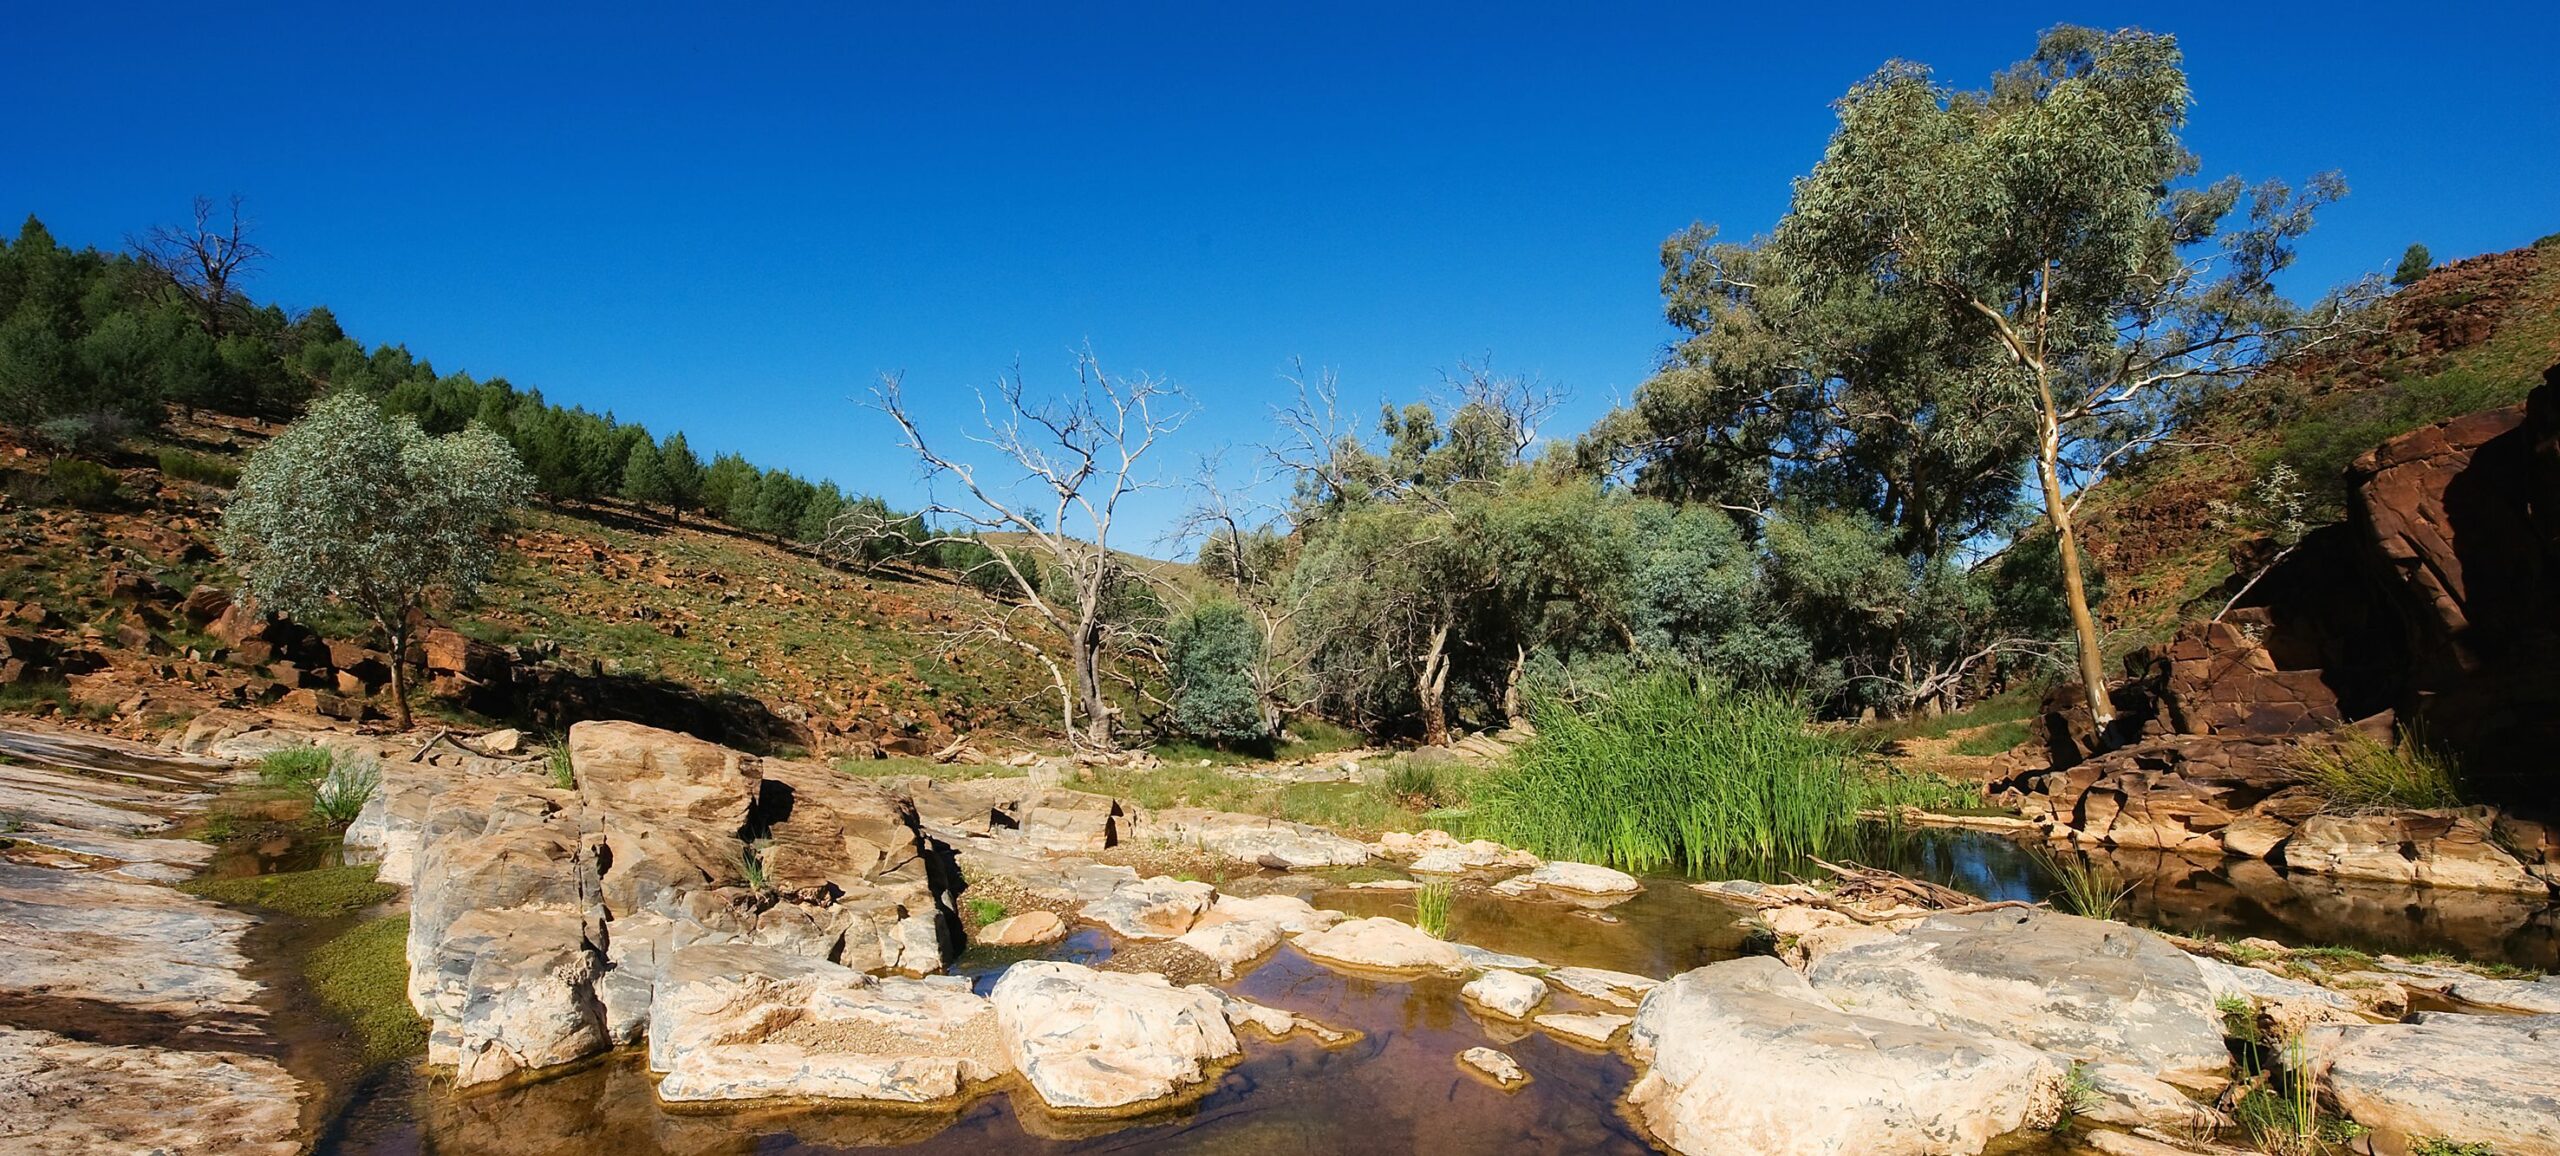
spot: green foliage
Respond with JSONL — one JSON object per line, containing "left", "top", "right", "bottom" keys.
{"left": 43, "top": 458, "right": 119, "bottom": 509}
{"left": 547, "top": 747, "right": 575, "bottom": 789}
{"left": 1163, "top": 600, "right": 1268, "bottom": 743}
{"left": 307, "top": 915, "right": 429, "bottom": 1062}
{"left": 2298, "top": 728, "right": 2465, "bottom": 810}
{"left": 1415, "top": 879, "right": 1455, "bottom": 938}
{"left": 220, "top": 393, "right": 534, "bottom": 725}
{"left": 2259, "top": 366, "right": 2523, "bottom": 520}
{"left": 256, "top": 746, "right": 334, "bottom": 788}
{"left": 155, "top": 448, "right": 239, "bottom": 487}
{"left": 2054, "top": 1062, "right": 2102, "bottom": 1132}
{"left": 182, "top": 863, "right": 397, "bottom": 918}
{"left": 0, "top": 679, "right": 71, "bottom": 715}
{"left": 1381, "top": 759, "right": 1449, "bottom": 808}
{"left": 1470, "top": 669, "right": 1871, "bottom": 873}
{"left": 310, "top": 754, "right": 380, "bottom": 826}
{"left": 2408, "top": 1140, "right": 2496, "bottom": 1156}
{"left": 2392, "top": 243, "right": 2434, "bottom": 288}
{"left": 965, "top": 897, "right": 1006, "bottom": 926}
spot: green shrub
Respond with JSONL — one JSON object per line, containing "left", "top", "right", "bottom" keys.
{"left": 310, "top": 755, "right": 381, "bottom": 826}
{"left": 547, "top": 747, "right": 575, "bottom": 789}
{"left": 1470, "top": 670, "right": 1870, "bottom": 873}
{"left": 156, "top": 448, "right": 241, "bottom": 487}
{"left": 2298, "top": 728, "right": 2464, "bottom": 810}
{"left": 257, "top": 747, "right": 335, "bottom": 788}
{"left": 44, "top": 458, "right": 120, "bottom": 509}
{"left": 965, "top": 897, "right": 1006, "bottom": 926}
{"left": 1381, "top": 759, "right": 1446, "bottom": 808}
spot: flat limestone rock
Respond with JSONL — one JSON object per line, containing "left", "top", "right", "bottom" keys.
{"left": 1626, "top": 957, "right": 2063, "bottom": 1156}
{"left": 1451, "top": 943, "right": 1546, "bottom": 972}
{"left": 1194, "top": 892, "right": 1343, "bottom": 935}
{"left": 650, "top": 944, "right": 1004, "bottom": 1104}
{"left": 0, "top": 1026, "right": 301, "bottom": 1156}
{"left": 989, "top": 961, "right": 1238, "bottom": 1111}
{"left": 1078, "top": 876, "right": 1215, "bottom": 940}
{"left": 1533, "top": 1011, "right": 1631, "bottom": 1047}
{"left": 1462, "top": 969, "right": 1548, "bottom": 1019}
{"left": 1140, "top": 809, "right": 1372, "bottom": 868}
{"left": 1545, "top": 966, "right": 1657, "bottom": 1009}
{"left": 1192, "top": 986, "right": 1355, "bottom": 1046}
{"left": 0, "top": 861, "right": 264, "bottom": 1014}
{"left": 1173, "top": 918, "right": 1283, "bottom": 978}
{"left": 1804, "top": 909, "right": 2228, "bottom": 1086}
{"left": 1290, "top": 917, "right": 1466, "bottom": 976}
{"left": 1458, "top": 1046, "right": 1530, "bottom": 1090}
{"left": 1517, "top": 861, "right": 1643, "bottom": 896}
{"left": 2308, "top": 1012, "right": 2560, "bottom": 1156}
{"left": 975, "top": 911, "right": 1067, "bottom": 947}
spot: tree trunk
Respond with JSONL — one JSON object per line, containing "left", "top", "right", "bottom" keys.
{"left": 1071, "top": 615, "right": 1114, "bottom": 750}
{"left": 1415, "top": 622, "right": 1453, "bottom": 746}
{"left": 1501, "top": 643, "right": 1527, "bottom": 727}
{"left": 2034, "top": 402, "right": 2113, "bottom": 732}
{"left": 386, "top": 622, "right": 415, "bottom": 731}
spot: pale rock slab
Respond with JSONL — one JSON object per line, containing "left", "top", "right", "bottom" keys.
{"left": 1545, "top": 966, "right": 1657, "bottom": 1009}
{"left": 1804, "top": 909, "right": 2229, "bottom": 1087}
{"left": 1078, "top": 876, "right": 1215, "bottom": 940}
{"left": 1458, "top": 1046, "right": 1530, "bottom": 1090}
{"left": 1534, "top": 1011, "right": 1631, "bottom": 1047}
{"left": 1462, "top": 969, "right": 1548, "bottom": 1019}
{"left": 2308, "top": 1012, "right": 2560, "bottom": 1156}
{"left": 975, "top": 910, "right": 1067, "bottom": 947}
{"left": 1626, "top": 957, "right": 2064, "bottom": 1156}
{"left": 1517, "top": 861, "right": 1642, "bottom": 896}
{"left": 1290, "top": 916, "right": 1467, "bottom": 976}
{"left": 0, "top": 1026, "right": 301, "bottom": 1156}
{"left": 989, "top": 961, "right": 1239, "bottom": 1111}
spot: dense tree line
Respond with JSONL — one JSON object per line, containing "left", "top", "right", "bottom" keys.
{"left": 0, "top": 209, "right": 922, "bottom": 555}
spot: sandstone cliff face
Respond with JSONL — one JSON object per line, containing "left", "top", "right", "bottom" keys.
{"left": 2344, "top": 366, "right": 2560, "bottom": 794}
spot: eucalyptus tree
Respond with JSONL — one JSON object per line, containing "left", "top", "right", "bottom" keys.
{"left": 219, "top": 393, "right": 534, "bottom": 728}
{"left": 1775, "top": 25, "right": 2377, "bottom": 729}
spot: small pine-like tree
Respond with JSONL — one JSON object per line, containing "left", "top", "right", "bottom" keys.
{"left": 658, "top": 432, "right": 704, "bottom": 522}
{"left": 618, "top": 434, "right": 674, "bottom": 512}
{"left": 218, "top": 393, "right": 533, "bottom": 728}
{"left": 2392, "top": 242, "right": 2433, "bottom": 288}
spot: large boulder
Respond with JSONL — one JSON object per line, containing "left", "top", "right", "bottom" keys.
{"left": 2284, "top": 810, "right": 2546, "bottom": 894}
{"left": 1290, "top": 917, "right": 1467, "bottom": 976}
{"left": 647, "top": 944, "right": 1003, "bottom": 1104}
{"left": 988, "top": 961, "right": 1239, "bottom": 1110}
{"left": 2308, "top": 1012, "right": 2560, "bottom": 1156}
{"left": 421, "top": 908, "right": 608, "bottom": 1087}
{"left": 1078, "top": 876, "right": 1214, "bottom": 940}
{"left": 1627, "top": 957, "right": 2063, "bottom": 1156}
{"left": 572, "top": 721, "right": 761, "bottom": 918}
{"left": 1804, "top": 909, "right": 2228, "bottom": 1087}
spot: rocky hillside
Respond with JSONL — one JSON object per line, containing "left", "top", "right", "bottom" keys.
{"left": 2075, "top": 234, "right": 2560, "bottom": 646}
{"left": 0, "top": 409, "right": 1058, "bottom": 755}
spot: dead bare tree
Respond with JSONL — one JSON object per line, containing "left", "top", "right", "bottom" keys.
{"left": 1167, "top": 449, "right": 1320, "bottom": 738}
{"left": 133, "top": 195, "right": 266, "bottom": 339}
{"left": 873, "top": 348, "right": 1190, "bottom": 752}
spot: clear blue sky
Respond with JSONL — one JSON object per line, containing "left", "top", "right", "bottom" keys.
{"left": 7, "top": 2, "right": 2555, "bottom": 545}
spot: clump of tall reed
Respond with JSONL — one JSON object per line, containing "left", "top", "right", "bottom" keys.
{"left": 2297, "top": 727, "right": 2464, "bottom": 810}
{"left": 2032, "top": 845, "right": 2135, "bottom": 921}
{"left": 1468, "top": 669, "right": 1872, "bottom": 874}
{"left": 1415, "top": 879, "right": 1455, "bottom": 938}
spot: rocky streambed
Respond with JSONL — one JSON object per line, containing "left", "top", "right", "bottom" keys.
{"left": 5, "top": 715, "right": 2558, "bottom": 1156}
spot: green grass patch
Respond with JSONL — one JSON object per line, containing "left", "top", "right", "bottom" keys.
{"left": 308, "top": 915, "right": 428, "bottom": 1063}
{"left": 1950, "top": 720, "right": 2031, "bottom": 757}
{"left": 183, "top": 863, "right": 398, "bottom": 918}
{"left": 965, "top": 897, "right": 1006, "bottom": 927}
{"left": 2033, "top": 847, "right": 2133, "bottom": 921}
{"left": 1469, "top": 670, "right": 1876, "bottom": 873}
{"left": 1415, "top": 879, "right": 1454, "bottom": 938}
{"left": 256, "top": 747, "right": 334, "bottom": 788}
{"left": 2298, "top": 728, "right": 2464, "bottom": 810}
{"left": 1853, "top": 688, "right": 2044, "bottom": 745}
{"left": 155, "top": 448, "right": 240, "bottom": 488}
{"left": 0, "top": 679, "right": 73, "bottom": 714}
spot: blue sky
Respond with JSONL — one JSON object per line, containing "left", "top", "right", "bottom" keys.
{"left": 7, "top": 2, "right": 2556, "bottom": 546}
